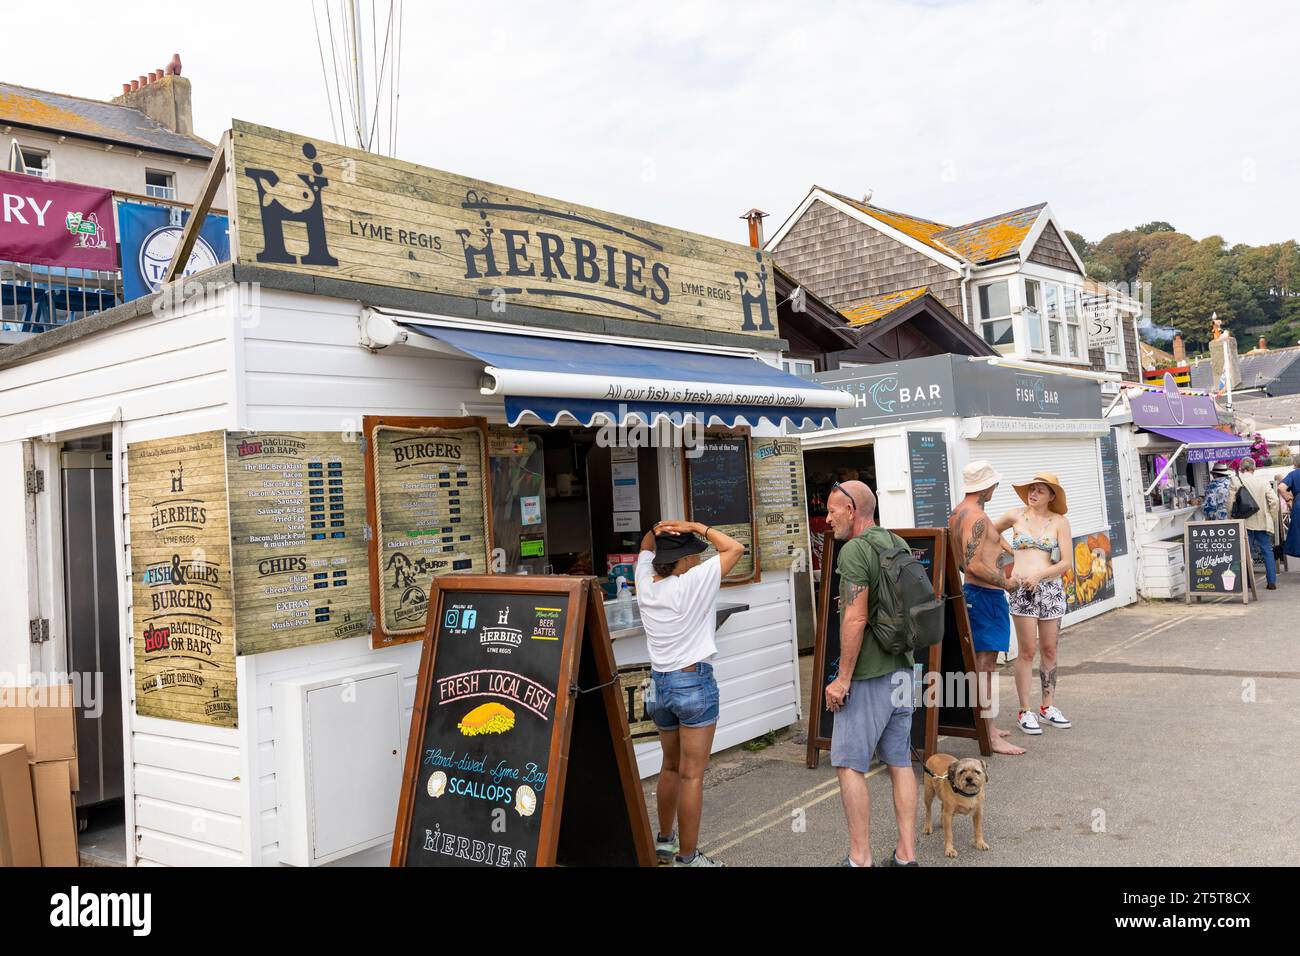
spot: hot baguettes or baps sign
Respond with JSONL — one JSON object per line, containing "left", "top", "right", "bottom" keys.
{"left": 127, "top": 432, "right": 238, "bottom": 728}
{"left": 752, "top": 438, "right": 808, "bottom": 572}
{"left": 228, "top": 120, "right": 777, "bottom": 338}
{"left": 225, "top": 432, "right": 371, "bottom": 654}
{"left": 369, "top": 421, "right": 492, "bottom": 643}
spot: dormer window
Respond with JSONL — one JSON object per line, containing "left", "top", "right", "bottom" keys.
{"left": 977, "top": 280, "right": 1013, "bottom": 348}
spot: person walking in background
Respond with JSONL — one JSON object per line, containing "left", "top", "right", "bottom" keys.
{"left": 1234, "top": 458, "right": 1280, "bottom": 590}
{"left": 1279, "top": 454, "right": 1300, "bottom": 561}
{"left": 635, "top": 519, "right": 744, "bottom": 867}
{"left": 1202, "top": 462, "right": 1236, "bottom": 522}
{"left": 822, "top": 479, "right": 919, "bottom": 867}
{"left": 949, "top": 462, "right": 1025, "bottom": 756}
{"left": 995, "top": 473, "right": 1074, "bottom": 735}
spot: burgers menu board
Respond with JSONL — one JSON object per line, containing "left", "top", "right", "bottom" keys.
{"left": 685, "top": 430, "right": 758, "bottom": 583}
{"left": 225, "top": 432, "right": 372, "bottom": 654}
{"left": 365, "top": 417, "right": 492, "bottom": 645}
{"left": 752, "top": 437, "right": 808, "bottom": 572}
{"left": 1185, "top": 520, "right": 1253, "bottom": 603}
{"left": 127, "top": 432, "right": 238, "bottom": 728}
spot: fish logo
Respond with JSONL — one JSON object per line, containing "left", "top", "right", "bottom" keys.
{"left": 870, "top": 376, "right": 899, "bottom": 412}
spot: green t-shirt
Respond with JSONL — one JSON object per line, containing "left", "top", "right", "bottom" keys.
{"left": 837, "top": 526, "right": 914, "bottom": 680}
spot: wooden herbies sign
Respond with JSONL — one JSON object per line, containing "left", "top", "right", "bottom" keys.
{"left": 226, "top": 120, "right": 778, "bottom": 337}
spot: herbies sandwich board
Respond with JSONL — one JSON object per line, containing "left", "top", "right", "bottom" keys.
{"left": 391, "top": 575, "right": 654, "bottom": 867}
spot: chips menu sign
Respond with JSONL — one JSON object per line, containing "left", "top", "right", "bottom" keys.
{"left": 225, "top": 432, "right": 371, "bottom": 655}
{"left": 228, "top": 120, "right": 777, "bottom": 337}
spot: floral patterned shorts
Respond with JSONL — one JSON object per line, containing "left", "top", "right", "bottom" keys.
{"left": 1009, "top": 578, "right": 1066, "bottom": 620}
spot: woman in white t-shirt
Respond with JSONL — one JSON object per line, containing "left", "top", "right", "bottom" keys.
{"left": 635, "top": 519, "right": 744, "bottom": 867}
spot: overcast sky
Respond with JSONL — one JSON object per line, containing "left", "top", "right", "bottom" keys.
{"left": 7, "top": 0, "right": 1297, "bottom": 248}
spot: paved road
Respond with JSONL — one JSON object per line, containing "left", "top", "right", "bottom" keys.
{"left": 642, "top": 561, "right": 1300, "bottom": 867}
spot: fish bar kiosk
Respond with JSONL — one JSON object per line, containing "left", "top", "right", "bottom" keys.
{"left": 0, "top": 120, "right": 852, "bottom": 866}
{"left": 1105, "top": 375, "right": 1252, "bottom": 599}
{"left": 796, "top": 354, "right": 1138, "bottom": 653}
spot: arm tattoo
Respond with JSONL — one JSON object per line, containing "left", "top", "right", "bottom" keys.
{"left": 964, "top": 517, "right": 986, "bottom": 570}
{"left": 845, "top": 582, "right": 868, "bottom": 605}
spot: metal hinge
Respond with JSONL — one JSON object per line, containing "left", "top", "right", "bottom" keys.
{"left": 363, "top": 524, "right": 373, "bottom": 543}
{"left": 25, "top": 468, "right": 44, "bottom": 494}
{"left": 29, "top": 618, "right": 50, "bottom": 644}
{"left": 358, "top": 434, "right": 368, "bottom": 457}
{"left": 367, "top": 610, "right": 377, "bottom": 631}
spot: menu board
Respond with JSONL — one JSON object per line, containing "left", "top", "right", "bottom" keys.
{"left": 366, "top": 418, "right": 492, "bottom": 644}
{"left": 1185, "top": 520, "right": 1252, "bottom": 603}
{"left": 126, "top": 432, "right": 238, "bottom": 728}
{"left": 392, "top": 576, "right": 654, "bottom": 867}
{"left": 685, "top": 431, "right": 757, "bottom": 583}
{"left": 226, "top": 432, "right": 372, "bottom": 654}
{"left": 907, "top": 432, "right": 952, "bottom": 528}
{"left": 1098, "top": 429, "right": 1129, "bottom": 557}
{"left": 752, "top": 438, "right": 808, "bottom": 572}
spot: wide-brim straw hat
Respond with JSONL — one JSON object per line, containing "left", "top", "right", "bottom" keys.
{"left": 1013, "top": 471, "right": 1068, "bottom": 514}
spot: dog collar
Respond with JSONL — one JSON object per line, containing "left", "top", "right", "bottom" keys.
{"left": 925, "top": 764, "right": 979, "bottom": 798}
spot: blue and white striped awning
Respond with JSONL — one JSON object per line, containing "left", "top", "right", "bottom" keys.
{"left": 399, "top": 323, "right": 851, "bottom": 429}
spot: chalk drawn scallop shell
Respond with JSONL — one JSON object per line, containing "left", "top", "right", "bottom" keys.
{"left": 427, "top": 771, "right": 448, "bottom": 798}
{"left": 515, "top": 784, "right": 537, "bottom": 817}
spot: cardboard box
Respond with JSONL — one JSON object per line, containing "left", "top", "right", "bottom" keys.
{"left": 29, "top": 760, "right": 78, "bottom": 867}
{"left": 0, "top": 684, "right": 77, "bottom": 762}
{"left": 0, "top": 743, "right": 40, "bottom": 867}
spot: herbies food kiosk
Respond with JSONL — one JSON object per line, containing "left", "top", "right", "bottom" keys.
{"left": 0, "top": 120, "right": 852, "bottom": 866}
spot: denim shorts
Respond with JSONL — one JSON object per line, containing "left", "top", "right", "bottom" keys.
{"left": 649, "top": 662, "right": 720, "bottom": 730}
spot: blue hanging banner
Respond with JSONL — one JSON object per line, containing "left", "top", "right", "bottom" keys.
{"left": 118, "top": 202, "right": 230, "bottom": 302}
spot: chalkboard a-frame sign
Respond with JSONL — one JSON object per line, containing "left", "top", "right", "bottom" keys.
{"left": 1185, "top": 519, "right": 1256, "bottom": 604}
{"left": 391, "top": 575, "right": 655, "bottom": 867}
{"left": 806, "top": 528, "right": 989, "bottom": 768}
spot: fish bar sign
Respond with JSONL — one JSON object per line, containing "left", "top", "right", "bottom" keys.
{"left": 391, "top": 575, "right": 654, "bottom": 867}
{"left": 229, "top": 120, "right": 778, "bottom": 338}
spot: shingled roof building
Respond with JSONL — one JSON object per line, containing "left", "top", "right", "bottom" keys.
{"left": 767, "top": 186, "right": 1142, "bottom": 387}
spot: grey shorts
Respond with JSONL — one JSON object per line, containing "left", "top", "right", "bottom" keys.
{"left": 829, "top": 670, "right": 914, "bottom": 771}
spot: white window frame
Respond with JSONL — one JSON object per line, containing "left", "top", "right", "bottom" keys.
{"left": 19, "top": 145, "right": 52, "bottom": 179}
{"left": 976, "top": 279, "right": 1015, "bottom": 351}
{"left": 781, "top": 357, "right": 816, "bottom": 379}
{"left": 1022, "top": 278, "right": 1045, "bottom": 353}
{"left": 145, "top": 168, "right": 176, "bottom": 201}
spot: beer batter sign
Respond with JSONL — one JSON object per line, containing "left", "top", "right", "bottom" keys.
{"left": 228, "top": 121, "right": 777, "bottom": 338}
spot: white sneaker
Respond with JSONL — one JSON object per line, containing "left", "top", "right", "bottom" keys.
{"left": 1039, "top": 705, "right": 1072, "bottom": 728}
{"left": 1017, "top": 709, "right": 1042, "bottom": 734}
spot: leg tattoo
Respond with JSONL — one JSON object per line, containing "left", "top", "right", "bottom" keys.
{"left": 1040, "top": 666, "right": 1057, "bottom": 697}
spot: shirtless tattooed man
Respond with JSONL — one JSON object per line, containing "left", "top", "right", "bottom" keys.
{"left": 948, "top": 461, "right": 1025, "bottom": 756}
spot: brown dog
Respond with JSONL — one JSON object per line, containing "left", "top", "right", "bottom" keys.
{"left": 922, "top": 753, "right": 990, "bottom": 858}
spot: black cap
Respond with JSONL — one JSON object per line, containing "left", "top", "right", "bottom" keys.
{"left": 652, "top": 530, "right": 708, "bottom": 564}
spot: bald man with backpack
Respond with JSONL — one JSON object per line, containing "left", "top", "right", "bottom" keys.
{"left": 824, "top": 479, "right": 943, "bottom": 867}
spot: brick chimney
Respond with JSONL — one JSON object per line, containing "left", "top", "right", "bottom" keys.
{"left": 1172, "top": 333, "right": 1186, "bottom": 365}
{"left": 111, "top": 53, "right": 193, "bottom": 135}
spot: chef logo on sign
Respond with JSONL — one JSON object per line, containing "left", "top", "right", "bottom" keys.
{"left": 244, "top": 141, "right": 339, "bottom": 267}
{"left": 479, "top": 606, "right": 523, "bottom": 653}
{"left": 734, "top": 249, "right": 773, "bottom": 332}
